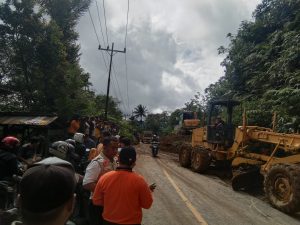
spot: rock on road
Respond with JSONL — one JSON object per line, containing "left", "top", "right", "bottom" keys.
{"left": 134, "top": 143, "right": 300, "bottom": 225}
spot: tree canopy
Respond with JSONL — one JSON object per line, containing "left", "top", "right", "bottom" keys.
{"left": 133, "top": 104, "right": 148, "bottom": 122}
{"left": 0, "top": 0, "right": 97, "bottom": 117}
{"left": 205, "top": 0, "right": 300, "bottom": 131}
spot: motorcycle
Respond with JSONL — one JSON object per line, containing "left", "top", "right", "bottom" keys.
{"left": 0, "top": 175, "right": 22, "bottom": 225}
{"left": 0, "top": 180, "right": 15, "bottom": 210}
{"left": 150, "top": 141, "right": 159, "bottom": 157}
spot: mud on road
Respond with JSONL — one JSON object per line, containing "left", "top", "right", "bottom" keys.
{"left": 134, "top": 143, "right": 300, "bottom": 225}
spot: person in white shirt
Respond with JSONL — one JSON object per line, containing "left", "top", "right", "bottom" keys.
{"left": 82, "top": 136, "right": 118, "bottom": 225}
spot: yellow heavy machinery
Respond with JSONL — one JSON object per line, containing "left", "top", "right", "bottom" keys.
{"left": 179, "top": 100, "right": 240, "bottom": 171}
{"left": 177, "top": 111, "right": 200, "bottom": 135}
{"left": 179, "top": 100, "right": 300, "bottom": 213}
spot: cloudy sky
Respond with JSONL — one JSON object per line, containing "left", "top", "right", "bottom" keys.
{"left": 77, "top": 0, "right": 261, "bottom": 114}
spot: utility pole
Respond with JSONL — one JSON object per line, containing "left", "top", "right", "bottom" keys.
{"left": 98, "top": 42, "right": 126, "bottom": 120}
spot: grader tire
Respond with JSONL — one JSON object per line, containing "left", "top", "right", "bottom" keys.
{"left": 264, "top": 164, "right": 300, "bottom": 214}
{"left": 191, "top": 148, "right": 210, "bottom": 173}
{"left": 179, "top": 143, "right": 192, "bottom": 167}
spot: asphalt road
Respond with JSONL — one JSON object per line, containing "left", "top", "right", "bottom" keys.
{"left": 134, "top": 143, "right": 300, "bottom": 225}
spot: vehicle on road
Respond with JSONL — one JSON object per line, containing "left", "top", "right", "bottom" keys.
{"left": 175, "top": 111, "right": 200, "bottom": 135}
{"left": 142, "top": 131, "right": 153, "bottom": 143}
{"left": 151, "top": 141, "right": 159, "bottom": 157}
{"left": 179, "top": 99, "right": 300, "bottom": 214}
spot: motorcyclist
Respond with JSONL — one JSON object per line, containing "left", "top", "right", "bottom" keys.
{"left": 150, "top": 135, "right": 160, "bottom": 157}
{"left": 0, "top": 137, "right": 23, "bottom": 181}
{"left": 151, "top": 134, "right": 159, "bottom": 143}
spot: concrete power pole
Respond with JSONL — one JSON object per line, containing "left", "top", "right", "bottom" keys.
{"left": 98, "top": 42, "right": 126, "bottom": 120}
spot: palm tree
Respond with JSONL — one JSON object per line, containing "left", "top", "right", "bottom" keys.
{"left": 133, "top": 104, "right": 148, "bottom": 125}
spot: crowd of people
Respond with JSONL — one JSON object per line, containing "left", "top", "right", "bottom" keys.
{"left": 0, "top": 116, "right": 155, "bottom": 225}
{"left": 67, "top": 115, "right": 119, "bottom": 142}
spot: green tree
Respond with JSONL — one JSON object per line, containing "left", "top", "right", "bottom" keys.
{"left": 205, "top": 0, "right": 300, "bottom": 131}
{"left": 133, "top": 104, "right": 148, "bottom": 126}
{"left": 145, "top": 111, "right": 169, "bottom": 134}
{"left": 93, "top": 95, "right": 123, "bottom": 120}
{"left": 0, "top": 0, "right": 45, "bottom": 109}
{"left": 0, "top": 0, "right": 94, "bottom": 117}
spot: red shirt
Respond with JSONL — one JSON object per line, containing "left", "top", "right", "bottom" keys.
{"left": 93, "top": 169, "right": 153, "bottom": 224}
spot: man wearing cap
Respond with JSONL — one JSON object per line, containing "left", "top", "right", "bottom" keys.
{"left": 14, "top": 157, "right": 77, "bottom": 225}
{"left": 215, "top": 116, "right": 226, "bottom": 141}
{"left": 93, "top": 147, "right": 155, "bottom": 225}
{"left": 83, "top": 136, "right": 118, "bottom": 225}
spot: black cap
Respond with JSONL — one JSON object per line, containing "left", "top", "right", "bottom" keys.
{"left": 119, "top": 147, "right": 136, "bottom": 166}
{"left": 19, "top": 157, "right": 76, "bottom": 213}
{"left": 120, "top": 137, "right": 131, "bottom": 147}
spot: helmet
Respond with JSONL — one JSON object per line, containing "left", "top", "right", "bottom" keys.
{"left": 73, "top": 133, "right": 84, "bottom": 144}
{"left": 65, "top": 139, "right": 76, "bottom": 147}
{"left": 49, "top": 141, "right": 69, "bottom": 160}
{"left": 1, "top": 136, "right": 20, "bottom": 149}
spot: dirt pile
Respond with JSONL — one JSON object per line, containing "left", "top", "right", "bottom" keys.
{"left": 160, "top": 134, "right": 191, "bottom": 154}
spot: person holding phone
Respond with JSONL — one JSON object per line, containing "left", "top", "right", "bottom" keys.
{"left": 93, "top": 147, "right": 155, "bottom": 225}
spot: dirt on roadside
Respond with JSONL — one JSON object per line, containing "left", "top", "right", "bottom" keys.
{"left": 159, "top": 134, "right": 191, "bottom": 154}
{"left": 158, "top": 137, "right": 268, "bottom": 204}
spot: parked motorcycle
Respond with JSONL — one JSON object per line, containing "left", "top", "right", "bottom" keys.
{"left": 150, "top": 141, "right": 159, "bottom": 157}
{"left": 0, "top": 180, "right": 14, "bottom": 210}
{"left": 0, "top": 175, "right": 22, "bottom": 225}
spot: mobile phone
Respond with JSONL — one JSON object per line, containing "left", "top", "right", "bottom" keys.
{"left": 150, "top": 183, "right": 156, "bottom": 188}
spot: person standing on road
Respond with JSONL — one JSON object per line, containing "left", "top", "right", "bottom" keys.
{"left": 93, "top": 147, "right": 155, "bottom": 225}
{"left": 0, "top": 136, "right": 22, "bottom": 181}
{"left": 119, "top": 137, "right": 131, "bottom": 148}
{"left": 83, "top": 136, "right": 118, "bottom": 225}
{"left": 14, "top": 157, "right": 77, "bottom": 225}
{"left": 67, "top": 115, "right": 81, "bottom": 139}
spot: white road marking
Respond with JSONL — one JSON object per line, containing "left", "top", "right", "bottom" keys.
{"left": 162, "top": 167, "right": 209, "bottom": 225}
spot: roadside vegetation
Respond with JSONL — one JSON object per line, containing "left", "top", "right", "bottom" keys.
{"left": 0, "top": 0, "right": 299, "bottom": 136}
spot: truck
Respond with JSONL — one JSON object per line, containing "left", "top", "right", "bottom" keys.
{"left": 142, "top": 130, "right": 153, "bottom": 143}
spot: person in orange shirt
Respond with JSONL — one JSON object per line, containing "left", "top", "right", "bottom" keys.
{"left": 93, "top": 147, "right": 155, "bottom": 225}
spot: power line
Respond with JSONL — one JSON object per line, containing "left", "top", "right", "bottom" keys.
{"left": 88, "top": 5, "right": 110, "bottom": 71}
{"left": 124, "top": 55, "right": 130, "bottom": 111}
{"left": 102, "top": 0, "right": 109, "bottom": 45}
{"left": 95, "top": 0, "right": 107, "bottom": 47}
{"left": 124, "top": 0, "right": 130, "bottom": 112}
{"left": 88, "top": 8, "right": 100, "bottom": 45}
{"left": 99, "top": 43, "right": 126, "bottom": 120}
{"left": 88, "top": 5, "right": 111, "bottom": 100}
{"left": 111, "top": 71, "right": 126, "bottom": 113}
{"left": 112, "top": 64, "right": 128, "bottom": 113}
{"left": 124, "top": 0, "right": 130, "bottom": 48}
{"left": 90, "top": 1, "right": 130, "bottom": 115}
{"left": 88, "top": 6, "right": 108, "bottom": 70}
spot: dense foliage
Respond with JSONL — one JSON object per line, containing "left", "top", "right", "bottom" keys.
{"left": 144, "top": 0, "right": 300, "bottom": 135}
{"left": 0, "top": 0, "right": 122, "bottom": 120}
{"left": 1, "top": 0, "right": 299, "bottom": 135}
{"left": 206, "top": 0, "right": 300, "bottom": 132}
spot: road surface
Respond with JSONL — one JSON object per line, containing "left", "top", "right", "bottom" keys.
{"left": 134, "top": 143, "right": 300, "bottom": 225}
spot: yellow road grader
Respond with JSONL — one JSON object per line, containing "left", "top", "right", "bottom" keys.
{"left": 179, "top": 100, "right": 300, "bottom": 213}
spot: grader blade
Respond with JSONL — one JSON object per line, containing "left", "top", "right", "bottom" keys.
{"left": 232, "top": 167, "right": 263, "bottom": 191}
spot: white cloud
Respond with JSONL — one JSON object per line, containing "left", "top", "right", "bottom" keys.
{"left": 76, "top": 0, "right": 261, "bottom": 114}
